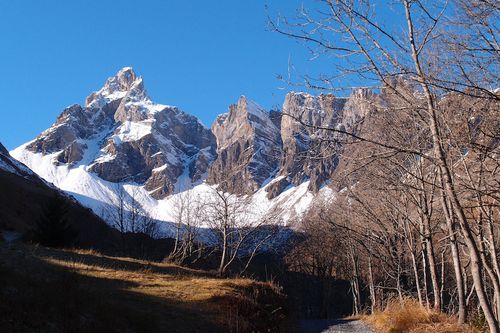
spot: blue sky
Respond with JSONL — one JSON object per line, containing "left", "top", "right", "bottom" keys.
{"left": 0, "top": 0, "right": 335, "bottom": 149}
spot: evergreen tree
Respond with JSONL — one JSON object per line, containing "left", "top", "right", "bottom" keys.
{"left": 33, "top": 195, "right": 78, "bottom": 247}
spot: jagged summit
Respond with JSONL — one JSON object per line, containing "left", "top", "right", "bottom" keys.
{"left": 208, "top": 95, "right": 282, "bottom": 195}
{"left": 237, "top": 96, "right": 268, "bottom": 118}
{"left": 85, "top": 67, "right": 144, "bottom": 108}
{"left": 103, "top": 67, "right": 138, "bottom": 92}
{"left": 14, "top": 67, "right": 216, "bottom": 200}
{"left": 211, "top": 96, "right": 277, "bottom": 148}
{"left": 84, "top": 67, "right": 159, "bottom": 123}
{"left": 11, "top": 68, "right": 376, "bottom": 231}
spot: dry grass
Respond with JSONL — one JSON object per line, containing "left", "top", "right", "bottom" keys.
{"left": 363, "top": 298, "right": 481, "bottom": 333}
{"left": 0, "top": 243, "right": 286, "bottom": 333}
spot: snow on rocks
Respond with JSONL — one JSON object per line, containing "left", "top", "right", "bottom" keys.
{"left": 9, "top": 67, "right": 355, "bottom": 237}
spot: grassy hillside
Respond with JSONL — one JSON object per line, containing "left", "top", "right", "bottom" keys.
{"left": 0, "top": 242, "right": 287, "bottom": 333}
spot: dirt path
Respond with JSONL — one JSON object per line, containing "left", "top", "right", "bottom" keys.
{"left": 299, "top": 319, "right": 374, "bottom": 333}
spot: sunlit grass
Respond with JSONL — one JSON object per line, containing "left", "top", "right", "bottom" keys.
{"left": 0, "top": 243, "right": 285, "bottom": 332}
{"left": 363, "top": 298, "right": 481, "bottom": 333}
{"left": 41, "top": 252, "right": 264, "bottom": 304}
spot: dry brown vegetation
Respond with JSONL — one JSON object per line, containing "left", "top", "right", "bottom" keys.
{"left": 0, "top": 242, "right": 287, "bottom": 333}
{"left": 364, "top": 299, "right": 481, "bottom": 333}
{"left": 272, "top": 0, "right": 499, "bottom": 331}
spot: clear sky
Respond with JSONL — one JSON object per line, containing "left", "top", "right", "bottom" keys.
{"left": 0, "top": 0, "right": 334, "bottom": 150}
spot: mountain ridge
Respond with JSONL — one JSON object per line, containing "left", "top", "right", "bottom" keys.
{"left": 11, "top": 67, "right": 369, "bottom": 233}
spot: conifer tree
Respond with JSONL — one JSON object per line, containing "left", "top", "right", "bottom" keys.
{"left": 33, "top": 195, "right": 78, "bottom": 247}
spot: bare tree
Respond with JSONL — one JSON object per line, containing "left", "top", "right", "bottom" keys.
{"left": 204, "top": 187, "right": 279, "bottom": 276}
{"left": 104, "top": 183, "right": 159, "bottom": 255}
{"left": 270, "top": 1, "right": 499, "bottom": 330}
{"left": 168, "top": 190, "right": 204, "bottom": 264}
{"left": 110, "top": 183, "right": 127, "bottom": 234}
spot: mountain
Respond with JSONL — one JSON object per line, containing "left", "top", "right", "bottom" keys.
{"left": 207, "top": 96, "right": 282, "bottom": 195}
{"left": 11, "top": 67, "right": 371, "bottom": 233}
{"left": 0, "top": 142, "right": 119, "bottom": 249}
{"left": 0, "top": 142, "right": 40, "bottom": 182}
{"left": 22, "top": 67, "right": 215, "bottom": 199}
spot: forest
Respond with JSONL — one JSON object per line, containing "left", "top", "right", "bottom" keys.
{"left": 270, "top": 0, "right": 500, "bottom": 332}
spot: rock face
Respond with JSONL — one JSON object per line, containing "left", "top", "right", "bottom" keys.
{"left": 207, "top": 96, "right": 282, "bottom": 195}
{"left": 206, "top": 91, "right": 374, "bottom": 199}
{"left": 261, "top": 91, "right": 375, "bottom": 198}
{"left": 23, "top": 67, "right": 216, "bottom": 199}
{"left": 14, "top": 67, "right": 376, "bottom": 210}
{"left": 274, "top": 93, "right": 347, "bottom": 194}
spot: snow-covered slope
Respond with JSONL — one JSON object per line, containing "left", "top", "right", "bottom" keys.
{"left": 12, "top": 142, "right": 329, "bottom": 236}
{"left": 11, "top": 68, "right": 336, "bottom": 236}
{"left": 0, "top": 142, "right": 37, "bottom": 179}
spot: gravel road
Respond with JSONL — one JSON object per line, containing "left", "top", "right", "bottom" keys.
{"left": 299, "top": 319, "right": 374, "bottom": 333}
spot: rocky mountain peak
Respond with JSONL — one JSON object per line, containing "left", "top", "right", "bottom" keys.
{"left": 85, "top": 67, "right": 147, "bottom": 110}
{"left": 17, "top": 68, "right": 216, "bottom": 199}
{"left": 207, "top": 96, "right": 282, "bottom": 195}
{"left": 11, "top": 66, "right": 383, "bottom": 228}
{"left": 236, "top": 95, "right": 267, "bottom": 118}
{"left": 113, "top": 76, "right": 153, "bottom": 123}
{"left": 211, "top": 96, "right": 271, "bottom": 148}
{"left": 100, "top": 67, "right": 138, "bottom": 96}
{"left": 265, "top": 92, "right": 349, "bottom": 197}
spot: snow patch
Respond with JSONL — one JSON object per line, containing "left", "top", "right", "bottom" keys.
{"left": 113, "top": 120, "right": 153, "bottom": 143}
{"left": 10, "top": 147, "right": 322, "bottom": 235}
{"left": 152, "top": 164, "right": 167, "bottom": 172}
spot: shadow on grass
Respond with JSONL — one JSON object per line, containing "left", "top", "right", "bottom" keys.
{"left": 0, "top": 244, "right": 228, "bottom": 333}
{"left": 41, "top": 246, "right": 214, "bottom": 278}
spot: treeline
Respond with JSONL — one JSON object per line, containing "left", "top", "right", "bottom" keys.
{"left": 294, "top": 82, "right": 498, "bottom": 323}
{"left": 99, "top": 183, "right": 283, "bottom": 276}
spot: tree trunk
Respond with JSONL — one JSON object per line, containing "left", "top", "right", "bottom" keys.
{"left": 440, "top": 249, "right": 445, "bottom": 310}
{"left": 368, "top": 256, "right": 377, "bottom": 313}
{"left": 421, "top": 212, "right": 441, "bottom": 310}
{"left": 421, "top": 235, "right": 430, "bottom": 308}
{"left": 410, "top": 249, "right": 423, "bottom": 306}
{"left": 350, "top": 249, "right": 361, "bottom": 315}
{"left": 487, "top": 220, "right": 500, "bottom": 318}
{"left": 404, "top": 2, "right": 499, "bottom": 330}
{"left": 441, "top": 187, "right": 467, "bottom": 323}
{"left": 478, "top": 225, "right": 500, "bottom": 322}
{"left": 218, "top": 226, "right": 228, "bottom": 275}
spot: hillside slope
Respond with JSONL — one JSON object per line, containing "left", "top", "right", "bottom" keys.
{"left": 0, "top": 242, "right": 287, "bottom": 333}
{"left": 0, "top": 142, "right": 120, "bottom": 250}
